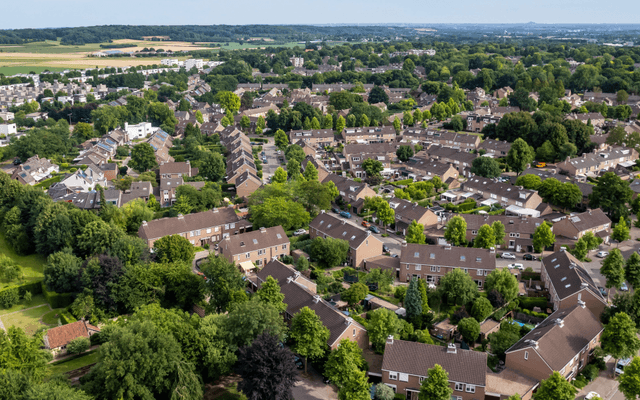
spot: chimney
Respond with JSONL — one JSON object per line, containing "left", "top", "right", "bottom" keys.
{"left": 177, "top": 214, "right": 184, "bottom": 220}
{"left": 386, "top": 335, "right": 394, "bottom": 345}
{"left": 142, "top": 220, "right": 147, "bottom": 226}
{"left": 321, "top": 209, "right": 325, "bottom": 214}
{"left": 489, "top": 247, "right": 495, "bottom": 254}
{"left": 346, "top": 317, "right": 353, "bottom": 325}
{"left": 260, "top": 227, "right": 266, "bottom": 233}
{"left": 555, "top": 318, "right": 565, "bottom": 328}
{"left": 402, "top": 240, "right": 407, "bottom": 247}
{"left": 578, "top": 299, "right": 586, "bottom": 308}
{"left": 447, "top": 343, "right": 457, "bottom": 354}
{"left": 342, "top": 219, "right": 346, "bottom": 225}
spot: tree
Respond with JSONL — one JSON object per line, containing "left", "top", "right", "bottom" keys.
{"left": 274, "top": 129, "right": 289, "bottom": 149}
{"left": 589, "top": 172, "right": 633, "bottom": 221}
{"left": 287, "top": 158, "right": 301, "bottom": 180}
{"left": 507, "top": 138, "right": 535, "bottom": 175}
{"left": 471, "top": 297, "right": 493, "bottom": 322}
{"left": 250, "top": 197, "right": 310, "bottom": 230}
{"left": 458, "top": 318, "right": 481, "bottom": 344}
{"left": 367, "top": 308, "right": 401, "bottom": 352}
{"left": 375, "top": 383, "right": 395, "bottom": 400}
{"left": 153, "top": 234, "right": 195, "bottom": 264}
{"left": 24, "top": 379, "right": 94, "bottom": 400}
{"left": 76, "top": 219, "right": 124, "bottom": 257}
{"left": 396, "top": 145, "right": 414, "bottom": 162}
{"left": 256, "top": 276, "right": 287, "bottom": 313}
{"left": 362, "top": 158, "right": 383, "bottom": 177}
{"left": 66, "top": 337, "right": 90, "bottom": 355}
{"left": 290, "top": 306, "right": 330, "bottom": 373}
{"left": 225, "top": 298, "right": 288, "bottom": 348}
{"left": 272, "top": 167, "right": 288, "bottom": 184}
{"left": 485, "top": 268, "right": 519, "bottom": 303}
{"left": 612, "top": 217, "right": 630, "bottom": 245}
{"left": 601, "top": 249, "right": 626, "bottom": 298}
{"left": 339, "top": 368, "right": 371, "bottom": 400}
{"left": 200, "top": 255, "right": 246, "bottom": 313}
{"left": 303, "top": 161, "right": 319, "bottom": 181}
{"left": 438, "top": 269, "right": 478, "bottom": 305}
{"left": 403, "top": 110, "right": 414, "bottom": 126}
{"left": 393, "top": 117, "right": 402, "bottom": 134}
{"left": 405, "top": 278, "right": 423, "bottom": 322}
{"left": 406, "top": 220, "right": 425, "bottom": 244}
{"left": 369, "top": 86, "right": 389, "bottom": 104}
{"left": 215, "top": 91, "right": 241, "bottom": 113}
{"left": 474, "top": 224, "right": 496, "bottom": 249}
{"left": 43, "top": 250, "right": 82, "bottom": 293}
{"left": 533, "top": 222, "right": 555, "bottom": 252}
{"left": 82, "top": 320, "right": 202, "bottom": 400}
{"left": 626, "top": 253, "right": 640, "bottom": 290}
{"left": 129, "top": 142, "right": 157, "bottom": 172}
{"left": 236, "top": 332, "right": 298, "bottom": 400}
{"left": 309, "top": 237, "right": 350, "bottom": 267}
{"left": 516, "top": 174, "right": 542, "bottom": 190}
{"left": 0, "top": 326, "right": 51, "bottom": 380}
{"left": 200, "top": 152, "right": 225, "bottom": 181}
{"left": 492, "top": 221, "right": 506, "bottom": 246}
{"left": 618, "top": 356, "right": 640, "bottom": 400}
{"left": 489, "top": 319, "right": 521, "bottom": 358}
{"left": 471, "top": 157, "right": 502, "bottom": 178}
{"left": 336, "top": 115, "right": 346, "bottom": 132}
{"left": 533, "top": 371, "right": 577, "bottom": 400}
{"left": 121, "top": 198, "right": 153, "bottom": 234}
{"left": 602, "top": 312, "right": 640, "bottom": 376}
{"left": 73, "top": 122, "right": 95, "bottom": 140}
{"left": 342, "top": 282, "right": 368, "bottom": 306}
{"left": 240, "top": 115, "right": 251, "bottom": 131}
{"left": 324, "top": 339, "right": 366, "bottom": 389}
{"left": 444, "top": 216, "right": 467, "bottom": 246}
{"left": 418, "top": 364, "right": 453, "bottom": 400}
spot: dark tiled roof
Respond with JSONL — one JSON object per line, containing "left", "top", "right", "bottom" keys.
{"left": 382, "top": 340, "right": 487, "bottom": 386}
{"left": 220, "top": 226, "right": 289, "bottom": 256}
{"left": 541, "top": 250, "right": 605, "bottom": 303}
{"left": 388, "top": 197, "right": 436, "bottom": 224}
{"left": 138, "top": 207, "right": 242, "bottom": 240}
{"left": 309, "top": 212, "right": 373, "bottom": 249}
{"left": 560, "top": 209, "right": 611, "bottom": 233}
{"left": 400, "top": 243, "right": 496, "bottom": 271}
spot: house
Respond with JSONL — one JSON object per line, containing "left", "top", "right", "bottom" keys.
{"left": 0, "top": 123, "right": 17, "bottom": 135}
{"left": 235, "top": 171, "right": 263, "bottom": 199}
{"left": 478, "top": 139, "right": 512, "bottom": 158}
{"left": 124, "top": 121, "right": 157, "bottom": 139}
{"left": 289, "top": 129, "right": 336, "bottom": 148}
{"left": 146, "top": 130, "right": 174, "bottom": 164}
{"left": 342, "top": 126, "right": 396, "bottom": 144}
{"left": 255, "top": 260, "right": 369, "bottom": 350}
{"left": 43, "top": 320, "right": 100, "bottom": 354}
{"left": 159, "top": 177, "right": 204, "bottom": 206}
{"left": 399, "top": 243, "right": 496, "bottom": 287}
{"left": 388, "top": 197, "right": 438, "bottom": 234}
{"left": 158, "top": 161, "right": 198, "bottom": 179}
{"left": 382, "top": 339, "right": 487, "bottom": 400}
{"left": 541, "top": 250, "right": 607, "bottom": 317}
{"left": 422, "top": 145, "right": 477, "bottom": 176}
{"left": 309, "top": 211, "right": 384, "bottom": 269}
{"left": 461, "top": 177, "right": 543, "bottom": 210}
{"left": 566, "top": 112, "right": 606, "bottom": 127}
{"left": 466, "top": 114, "right": 501, "bottom": 133}
{"left": 505, "top": 304, "right": 603, "bottom": 382}
{"left": 552, "top": 209, "right": 611, "bottom": 243}
{"left": 226, "top": 157, "right": 257, "bottom": 185}
{"left": 401, "top": 158, "right": 459, "bottom": 183}
{"left": 343, "top": 143, "right": 397, "bottom": 178}
{"left": 219, "top": 226, "right": 290, "bottom": 268}
{"left": 556, "top": 147, "right": 638, "bottom": 177}
{"left": 56, "top": 165, "right": 107, "bottom": 192}
{"left": 321, "top": 173, "right": 378, "bottom": 214}
{"left": 10, "top": 155, "right": 59, "bottom": 185}
{"left": 137, "top": 207, "right": 250, "bottom": 248}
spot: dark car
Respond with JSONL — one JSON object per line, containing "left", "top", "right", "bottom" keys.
{"left": 523, "top": 254, "right": 536, "bottom": 261}
{"left": 598, "top": 287, "right": 607, "bottom": 297}
{"left": 383, "top": 245, "right": 390, "bottom": 253}
{"left": 369, "top": 226, "right": 380, "bottom": 234}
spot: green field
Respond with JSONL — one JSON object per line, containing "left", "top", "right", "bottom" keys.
{"left": 212, "top": 41, "right": 301, "bottom": 50}
{"left": 0, "top": 294, "right": 48, "bottom": 316}
{"left": 0, "top": 66, "right": 67, "bottom": 75}
{"left": 0, "top": 304, "right": 52, "bottom": 335}
{"left": 0, "top": 40, "right": 106, "bottom": 54}
{"left": 0, "top": 232, "right": 46, "bottom": 289}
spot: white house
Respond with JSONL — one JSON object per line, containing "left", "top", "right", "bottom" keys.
{"left": 0, "top": 123, "right": 17, "bottom": 135}
{"left": 185, "top": 59, "right": 204, "bottom": 70}
{"left": 124, "top": 122, "right": 158, "bottom": 140}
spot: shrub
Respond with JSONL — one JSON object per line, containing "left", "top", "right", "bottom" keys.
{"left": 66, "top": 337, "right": 90, "bottom": 354}
{"left": 518, "top": 296, "right": 547, "bottom": 310}
{"left": 42, "top": 284, "right": 74, "bottom": 308}
{"left": 582, "top": 364, "right": 599, "bottom": 381}
{"left": 60, "top": 311, "right": 77, "bottom": 325}
{"left": 0, "top": 288, "right": 19, "bottom": 309}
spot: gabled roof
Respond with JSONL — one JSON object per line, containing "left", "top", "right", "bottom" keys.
{"left": 382, "top": 340, "right": 487, "bottom": 386}
{"left": 44, "top": 320, "right": 100, "bottom": 349}
{"left": 220, "top": 226, "right": 289, "bottom": 256}
{"left": 558, "top": 209, "right": 611, "bottom": 233}
{"left": 309, "top": 212, "right": 373, "bottom": 249}
{"left": 400, "top": 243, "right": 496, "bottom": 271}
{"left": 138, "top": 208, "right": 242, "bottom": 240}
{"left": 541, "top": 250, "right": 606, "bottom": 303}
{"left": 506, "top": 305, "right": 603, "bottom": 371}
{"left": 387, "top": 197, "right": 436, "bottom": 223}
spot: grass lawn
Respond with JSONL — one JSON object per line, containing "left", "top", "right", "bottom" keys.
{"left": 41, "top": 308, "right": 66, "bottom": 325}
{"left": 0, "top": 294, "right": 48, "bottom": 316}
{"left": 0, "top": 232, "right": 46, "bottom": 289}
{"left": 0, "top": 304, "right": 51, "bottom": 335}
{"left": 0, "top": 66, "right": 67, "bottom": 75}
{"left": 47, "top": 351, "right": 100, "bottom": 376}
{"left": 208, "top": 382, "right": 247, "bottom": 400}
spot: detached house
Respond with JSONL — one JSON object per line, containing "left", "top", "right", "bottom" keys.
{"left": 388, "top": 197, "right": 438, "bottom": 234}
{"left": 552, "top": 208, "right": 611, "bottom": 243}
{"left": 309, "top": 211, "right": 384, "bottom": 269}
{"left": 382, "top": 339, "right": 487, "bottom": 400}
{"left": 10, "top": 155, "right": 59, "bottom": 185}
{"left": 44, "top": 320, "right": 100, "bottom": 355}
{"left": 541, "top": 251, "right": 607, "bottom": 317}
{"left": 219, "top": 226, "right": 290, "bottom": 268}
{"left": 399, "top": 243, "right": 496, "bottom": 288}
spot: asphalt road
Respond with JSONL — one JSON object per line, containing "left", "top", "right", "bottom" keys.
{"left": 260, "top": 140, "right": 282, "bottom": 183}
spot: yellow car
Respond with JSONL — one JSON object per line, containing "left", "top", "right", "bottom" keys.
{"left": 534, "top": 162, "right": 546, "bottom": 168}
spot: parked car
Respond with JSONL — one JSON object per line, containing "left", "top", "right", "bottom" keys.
{"left": 383, "top": 245, "right": 390, "bottom": 253}
{"left": 598, "top": 287, "right": 607, "bottom": 297}
{"left": 369, "top": 225, "right": 380, "bottom": 234}
{"left": 534, "top": 162, "right": 546, "bottom": 168}
{"left": 621, "top": 282, "right": 629, "bottom": 291}
{"left": 293, "top": 229, "right": 307, "bottom": 236}
{"left": 501, "top": 252, "right": 516, "bottom": 259}
{"left": 523, "top": 254, "right": 536, "bottom": 261}
{"left": 616, "top": 358, "right": 632, "bottom": 376}
{"left": 508, "top": 263, "right": 524, "bottom": 270}
{"left": 340, "top": 211, "right": 351, "bottom": 218}
{"left": 332, "top": 208, "right": 341, "bottom": 214}
{"left": 596, "top": 251, "right": 609, "bottom": 258}
{"left": 585, "top": 392, "right": 601, "bottom": 400}
{"left": 361, "top": 221, "right": 371, "bottom": 228}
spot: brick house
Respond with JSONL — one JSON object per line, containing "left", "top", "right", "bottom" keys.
{"left": 388, "top": 197, "right": 438, "bottom": 234}
{"left": 219, "top": 226, "right": 290, "bottom": 268}
{"left": 399, "top": 243, "right": 496, "bottom": 288}
{"left": 381, "top": 339, "right": 487, "bottom": 400}
{"left": 423, "top": 145, "right": 478, "bottom": 177}
{"left": 10, "top": 155, "right": 59, "bottom": 185}
{"left": 343, "top": 143, "right": 397, "bottom": 178}
{"left": 321, "top": 173, "right": 378, "bottom": 214}
{"left": 235, "top": 171, "right": 263, "bottom": 199}
{"left": 556, "top": 147, "right": 638, "bottom": 177}
{"left": 158, "top": 161, "right": 198, "bottom": 179}
{"left": 461, "top": 177, "right": 543, "bottom": 210}
{"left": 401, "top": 158, "right": 459, "bottom": 183}
{"left": 541, "top": 251, "right": 607, "bottom": 317}
{"left": 552, "top": 209, "right": 611, "bottom": 243}
{"left": 466, "top": 114, "right": 500, "bottom": 133}
{"left": 309, "top": 211, "right": 384, "bottom": 269}
{"left": 255, "top": 260, "right": 368, "bottom": 350}
{"left": 505, "top": 304, "right": 603, "bottom": 382}
{"left": 478, "top": 139, "right": 512, "bottom": 158}
{"left": 44, "top": 320, "right": 100, "bottom": 355}
{"left": 137, "top": 207, "right": 251, "bottom": 248}
{"left": 289, "top": 129, "right": 336, "bottom": 148}
{"left": 342, "top": 126, "right": 396, "bottom": 144}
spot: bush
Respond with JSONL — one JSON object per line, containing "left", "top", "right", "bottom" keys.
{"left": 572, "top": 375, "right": 588, "bottom": 389}
{"left": 0, "top": 288, "right": 19, "bottom": 309}
{"left": 60, "top": 311, "right": 77, "bottom": 325}
{"left": 66, "top": 337, "right": 90, "bottom": 354}
{"left": 90, "top": 331, "right": 107, "bottom": 346}
{"left": 582, "top": 364, "right": 599, "bottom": 381}
{"left": 518, "top": 297, "right": 547, "bottom": 310}
{"left": 41, "top": 284, "right": 74, "bottom": 308}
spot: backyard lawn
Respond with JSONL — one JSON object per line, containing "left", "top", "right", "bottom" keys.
{"left": 0, "top": 232, "right": 46, "bottom": 289}
{"left": 47, "top": 351, "right": 100, "bottom": 376}
{"left": 0, "top": 294, "right": 48, "bottom": 315}
{"left": 0, "top": 304, "right": 52, "bottom": 335}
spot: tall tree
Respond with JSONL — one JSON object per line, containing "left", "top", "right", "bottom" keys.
{"left": 324, "top": 339, "right": 366, "bottom": 389}
{"left": 396, "top": 145, "right": 414, "bottom": 162}
{"left": 200, "top": 255, "right": 247, "bottom": 313}
{"left": 602, "top": 312, "right": 640, "bottom": 377}
{"left": 612, "top": 217, "right": 630, "bottom": 245}
{"left": 406, "top": 220, "right": 426, "bottom": 244}
{"left": 474, "top": 224, "right": 496, "bottom": 249}
{"left": 341, "top": 282, "right": 369, "bottom": 306}
{"left": 225, "top": 298, "right": 288, "bottom": 348}
{"left": 533, "top": 222, "right": 555, "bottom": 252}
{"left": 256, "top": 276, "right": 287, "bottom": 313}
{"left": 626, "top": 252, "right": 640, "bottom": 290}
{"left": 589, "top": 172, "right": 633, "bottom": 221}
{"left": 458, "top": 317, "right": 481, "bottom": 344}
{"left": 418, "top": 364, "right": 453, "bottom": 400}
{"left": 272, "top": 167, "right": 288, "bottom": 184}
{"left": 200, "top": 152, "right": 225, "bottom": 182}
{"left": 506, "top": 138, "right": 535, "bottom": 176}
{"left": 274, "top": 129, "right": 289, "bottom": 149}
{"left": 533, "top": 371, "right": 577, "bottom": 400}
{"left": 367, "top": 308, "right": 401, "bottom": 352}
{"left": 153, "top": 234, "right": 195, "bottom": 264}
{"left": 601, "top": 249, "right": 626, "bottom": 299}
{"left": 491, "top": 220, "right": 506, "bottom": 246}
{"left": 444, "top": 216, "right": 467, "bottom": 246}
{"left": 290, "top": 307, "right": 330, "bottom": 373}
{"left": 470, "top": 157, "right": 502, "bottom": 178}
{"left": 303, "top": 161, "right": 319, "bottom": 181}
{"left": 439, "top": 269, "right": 478, "bottom": 305}
{"left": 471, "top": 297, "right": 493, "bottom": 322}
{"left": 485, "top": 268, "right": 519, "bottom": 303}
{"left": 405, "top": 278, "right": 423, "bottom": 322}
{"left": 129, "top": 142, "right": 157, "bottom": 172}
{"left": 338, "top": 368, "right": 371, "bottom": 400}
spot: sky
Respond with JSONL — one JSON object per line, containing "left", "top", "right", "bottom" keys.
{"left": 3, "top": 0, "right": 640, "bottom": 29}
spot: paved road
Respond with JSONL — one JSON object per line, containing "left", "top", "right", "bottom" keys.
{"left": 260, "top": 139, "right": 282, "bottom": 183}
{"left": 291, "top": 363, "right": 338, "bottom": 400}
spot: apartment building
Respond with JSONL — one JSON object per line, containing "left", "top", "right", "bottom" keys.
{"left": 399, "top": 243, "right": 496, "bottom": 288}
{"left": 342, "top": 126, "right": 396, "bottom": 144}
{"left": 219, "top": 226, "right": 290, "bottom": 268}
{"left": 552, "top": 209, "right": 611, "bottom": 243}
{"left": 382, "top": 339, "right": 487, "bottom": 400}
{"left": 288, "top": 129, "right": 336, "bottom": 148}
{"left": 309, "top": 211, "right": 384, "bottom": 269}
{"left": 137, "top": 207, "right": 250, "bottom": 248}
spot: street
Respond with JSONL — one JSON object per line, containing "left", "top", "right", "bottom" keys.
{"left": 260, "top": 139, "right": 281, "bottom": 183}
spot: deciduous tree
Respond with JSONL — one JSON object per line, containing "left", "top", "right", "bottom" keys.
{"left": 324, "top": 339, "right": 366, "bottom": 389}
{"left": 256, "top": 276, "right": 287, "bottom": 313}
{"left": 419, "top": 364, "right": 453, "bottom": 400}
{"left": 406, "top": 220, "right": 426, "bottom": 244}
{"left": 444, "top": 216, "right": 467, "bottom": 246}
{"left": 601, "top": 249, "right": 626, "bottom": 298}
{"left": 485, "top": 268, "right": 519, "bottom": 303}
{"left": 439, "top": 269, "right": 478, "bottom": 305}
{"left": 506, "top": 138, "right": 535, "bottom": 175}
{"left": 533, "top": 222, "right": 555, "bottom": 252}
{"left": 533, "top": 371, "right": 577, "bottom": 400}
{"left": 153, "top": 234, "right": 195, "bottom": 264}
{"left": 458, "top": 317, "right": 481, "bottom": 344}
{"left": 129, "top": 142, "right": 157, "bottom": 172}
{"left": 290, "top": 307, "right": 330, "bottom": 373}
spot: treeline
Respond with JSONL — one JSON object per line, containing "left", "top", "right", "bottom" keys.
{"left": 99, "top": 43, "right": 136, "bottom": 49}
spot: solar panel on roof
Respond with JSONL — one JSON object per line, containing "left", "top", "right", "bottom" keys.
{"left": 23, "top": 165, "right": 31, "bottom": 170}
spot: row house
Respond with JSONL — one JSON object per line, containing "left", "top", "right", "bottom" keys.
{"left": 552, "top": 208, "right": 611, "bottom": 244}
{"left": 490, "top": 106, "right": 520, "bottom": 117}
{"left": 565, "top": 112, "right": 606, "bottom": 127}
{"left": 241, "top": 104, "right": 279, "bottom": 118}
{"left": 321, "top": 173, "right": 378, "bottom": 214}
{"left": 288, "top": 129, "right": 336, "bottom": 148}
{"left": 255, "top": 260, "right": 369, "bottom": 350}
{"left": 461, "top": 177, "right": 543, "bottom": 210}
{"left": 478, "top": 139, "right": 512, "bottom": 158}
{"left": 342, "top": 126, "right": 396, "bottom": 144}
{"left": 235, "top": 171, "right": 263, "bottom": 199}
{"left": 401, "top": 129, "right": 480, "bottom": 152}
{"left": 137, "top": 207, "right": 251, "bottom": 248}
{"left": 422, "top": 145, "right": 478, "bottom": 177}
{"left": 401, "top": 157, "right": 459, "bottom": 185}
{"left": 10, "top": 155, "right": 59, "bottom": 185}
{"left": 399, "top": 243, "right": 497, "bottom": 288}
{"left": 227, "top": 157, "right": 257, "bottom": 185}
{"left": 541, "top": 251, "right": 607, "bottom": 317}
{"left": 556, "top": 146, "right": 638, "bottom": 177}
{"left": 303, "top": 156, "right": 331, "bottom": 182}
{"left": 343, "top": 143, "right": 397, "bottom": 178}
{"left": 465, "top": 113, "right": 501, "bottom": 133}
{"left": 146, "top": 130, "right": 174, "bottom": 164}
{"left": 160, "top": 178, "right": 204, "bottom": 207}
{"left": 219, "top": 226, "right": 289, "bottom": 268}
{"left": 158, "top": 161, "right": 198, "bottom": 180}
{"left": 388, "top": 197, "right": 438, "bottom": 234}
{"left": 309, "top": 211, "right": 384, "bottom": 269}
{"left": 382, "top": 339, "right": 487, "bottom": 400}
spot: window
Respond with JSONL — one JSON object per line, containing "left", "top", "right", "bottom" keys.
{"left": 353, "top": 328, "right": 356, "bottom": 337}
{"left": 460, "top": 256, "right": 466, "bottom": 261}
{"left": 389, "top": 372, "right": 398, "bottom": 380}
{"left": 246, "top": 253, "right": 250, "bottom": 259}
{"left": 189, "top": 240, "right": 194, "bottom": 244}
{"left": 525, "top": 351, "right": 528, "bottom": 360}
{"left": 282, "top": 244, "right": 287, "bottom": 250}
{"left": 230, "top": 223, "right": 235, "bottom": 229}
{"left": 416, "top": 265, "right": 421, "bottom": 271}
{"left": 419, "top": 377, "right": 425, "bottom": 383}
{"left": 414, "top": 252, "right": 420, "bottom": 258}
{"left": 471, "top": 230, "right": 478, "bottom": 235}
{"left": 189, "top": 231, "right": 195, "bottom": 237}
{"left": 431, "top": 266, "right": 437, "bottom": 272}
{"left": 430, "top": 253, "right": 435, "bottom": 259}
{"left": 455, "top": 383, "right": 464, "bottom": 391}
{"left": 224, "top": 224, "right": 229, "bottom": 230}
{"left": 206, "top": 228, "right": 211, "bottom": 234}
{"left": 215, "top": 226, "right": 219, "bottom": 232}
{"left": 258, "top": 249, "right": 265, "bottom": 255}
{"left": 465, "top": 385, "right": 475, "bottom": 393}
{"left": 195, "top": 230, "right": 200, "bottom": 236}
{"left": 477, "top": 269, "right": 483, "bottom": 276}
{"left": 399, "top": 373, "right": 409, "bottom": 382}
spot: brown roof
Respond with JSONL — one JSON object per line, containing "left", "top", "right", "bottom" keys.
{"left": 560, "top": 208, "right": 611, "bottom": 233}
{"left": 382, "top": 340, "right": 487, "bottom": 386}
{"left": 400, "top": 243, "right": 496, "bottom": 271}
{"left": 309, "top": 212, "right": 377, "bottom": 250}
{"left": 541, "top": 250, "right": 605, "bottom": 303}
{"left": 364, "top": 255, "right": 400, "bottom": 272}
{"left": 388, "top": 197, "right": 436, "bottom": 224}
{"left": 158, "top": 161, "right": 193, "bottom": 175}
{"left": 506, "top": 305, "right": 603, "bottom": 371}
{"left": 138, "top": 207, "right": 242, "bottom": 240}
{"left": 45, "top": 320, "right": 99, "bottom": 349}
{"left": 220, "top": 226, "right": 289, "bottom": 256}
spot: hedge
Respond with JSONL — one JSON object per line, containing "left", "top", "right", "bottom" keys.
{"left": 60, "top": 311, "right": 77, "bottom": 325}
{"left": 393, "top": 179, "right": 413, "bottom": 186}
{"left": 517, "top": 297, "right": 547, "bottom": 310}
{"left": 41, "top": 284, "right": 74, "bottom": 309}
{"left": 0, "top": 281, "right": 43, "bottom": 297}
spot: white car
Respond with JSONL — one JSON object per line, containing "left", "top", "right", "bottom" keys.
{"left": 585, "top": 392, "right": 601, "bottom": 400}
{"left": 501, "top": 253, "right": 516, "bottom": 259}
{"left": 293, "top": 229, "right": 307, "bottom": 236}
{"left": 596, "top": 251, "right": 609, "bottom": 258}
{"left": 508, "top": 263, "right": 524, "bottom": 270}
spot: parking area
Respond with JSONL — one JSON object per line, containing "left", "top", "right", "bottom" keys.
{"left": 260, "top": 140, "right": 283, "bottom": 183}
{"left": 291, "top": 363, "right": 338, "bottom": 400}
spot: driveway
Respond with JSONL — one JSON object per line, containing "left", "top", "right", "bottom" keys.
{"left": 292, "top": 364, "right": 338, "bottom": 400}
{"left": 332, "top": 210, "right": 404, "bottom": 256}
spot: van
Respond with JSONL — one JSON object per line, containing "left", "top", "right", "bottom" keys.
{"left": 615, "top": 358, "right": 632, "bottom": 376}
